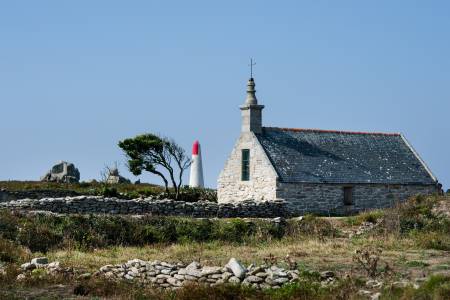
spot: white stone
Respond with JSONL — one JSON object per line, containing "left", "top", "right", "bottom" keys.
{"left": 226, "top": 258, "right": 246, "bottom": 279}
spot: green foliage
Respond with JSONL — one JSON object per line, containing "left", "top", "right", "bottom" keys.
{"left": 100, "top": 186, "right": 119, "bottom": 198}
{"left": 0, "top": 210, "right": 19, "bottom": 240}
{"left": 118, "top": 133, "right": 164, "bottom": 177}
{"left": 0, "top": 210, "right": 340, "bottom": 252}
{"left": 405, "top": 260, "right": 430, "bottom": 268}
{"left": 118, "top": 133, "right": 191, "bottom": 200}
{"left": 382, "top": 275, "right": 450, "bottom": 300}
{"left": 0, "top": 238, "right": 28, "bottom": 263}
{"left": 17, "top": 218, "right": 63, "bottom": 253}
{"left": 0, "top": 181, "right": 218, "bottom": 202}
{"left": 286, "top": 215, "right": 338, "bottom": 238}
{"left": 345, "top": 209, "right": 384, "bottom": 226}
{"left": 178, "top": 186, "right": 218, "bottom": 203}
{"left": 412, "top": 231, "right": 450, "bottom": 251}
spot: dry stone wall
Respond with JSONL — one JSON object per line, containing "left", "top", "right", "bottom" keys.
{"left": 0, "top": 196, "right": 289, "bottom": 218}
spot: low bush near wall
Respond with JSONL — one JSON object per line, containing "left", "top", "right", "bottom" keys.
{"left": 0, "top": 211, "right": 336, "bottom": 253}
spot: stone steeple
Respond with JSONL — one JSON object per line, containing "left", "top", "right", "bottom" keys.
{"left": 240, "top": 78, "right": 264, "bottom": 133}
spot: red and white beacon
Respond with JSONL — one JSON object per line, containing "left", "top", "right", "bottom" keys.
{"left": 189, "top": 140, "right": 204, "bottom": 188}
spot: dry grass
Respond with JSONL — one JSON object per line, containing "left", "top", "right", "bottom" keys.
{"left": 45, "top": 236, "right": 450, "bottom": 279}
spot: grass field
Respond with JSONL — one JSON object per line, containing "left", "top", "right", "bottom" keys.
{"left": 0, "top": 193, "right": 449, "bottom": 299}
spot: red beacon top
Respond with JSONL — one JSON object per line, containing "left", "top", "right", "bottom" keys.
{"left": 192, "top": 140, "right": 200, "bottom": 155}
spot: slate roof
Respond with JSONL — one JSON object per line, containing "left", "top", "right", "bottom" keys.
{"left": 256, "top": 127, "right": 436, "bottom": 185}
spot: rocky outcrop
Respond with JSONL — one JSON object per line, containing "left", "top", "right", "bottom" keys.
{"left": 106, "top": 168, "right": 131, "bottom": 184}
{"left": 41, "top": 161, "right": 80, "bottom": 183}
{"left": 0, "top": 196, "right": 288, "bottom": 218}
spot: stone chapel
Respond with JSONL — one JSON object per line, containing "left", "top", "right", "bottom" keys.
{"left": 217, "top": 77, "right": 439, "bottom": 215}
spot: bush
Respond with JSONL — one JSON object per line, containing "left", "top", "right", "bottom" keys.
{"left": 383, "top": 275, "right": 450, "bottom": 300}
{"left": 0, "top": 238, "right": 28, "bottom": 263}
{"left": 17, "top": 220, "right": 62, "bottom": 253}
{"left": 345, "top": 210, "right": 384, "bottom": 226}
{"left": 286, "top": 215, "right": 338, "bottom": 238}
{"left": 177, "top": 186, "right": 218, "bottom": 202}
{"left": 0, "top": 210, "right": 340, "bottom": 251}
{"left": 0, "top": 210, "right": 19, "bottom": 240}
{"left": 413, "top": 232, "right": 450, "bottom": 251}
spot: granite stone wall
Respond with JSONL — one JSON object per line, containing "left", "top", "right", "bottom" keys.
{"left": 217, "top": 132, "right": 278, "bottom": 203}
{"left": 276, "top": 183, "right": 438, "bottom": 215}
{"left": 0, "top": 196, "right": 288, "bottom": 218}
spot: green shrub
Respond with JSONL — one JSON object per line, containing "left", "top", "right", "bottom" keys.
{"left": 345, "top": 209, "right": 384, "bottom": 226}
{"left": 17, "top": 220, "right": 62, "bottom": 253}
{"left": 0, "top": 210, "right": 340, "bottom": 251}
{"left": 413, "top": 232, "right": 450, "bottom": 251}
{"left": 0, "top": 210, "right": 19, "bottom": 240}
{"left": 0, "top": 238, "right": 28, "bottom": 263}
{"left": 382, "top": 275, "right": 450, "bottom": 300}
{"left": 286, "top": 215, "right": 338, "bottom": 238}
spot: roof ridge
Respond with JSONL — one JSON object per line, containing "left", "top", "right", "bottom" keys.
{"left": 263, "top": 127, "right": 401, "bottom": 136}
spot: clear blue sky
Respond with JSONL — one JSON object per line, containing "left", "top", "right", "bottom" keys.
{"left": 1, "top": 1, "right": 449, "bottom": 189}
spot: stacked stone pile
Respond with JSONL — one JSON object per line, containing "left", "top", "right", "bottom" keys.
{"left": 18, "top": 257, "right": 75, "bottom": 281}
{"left": 0, "top": 196, "right": 289, "bottom": 218}
{"left": 97, "top": 258, "right": 305, "bottom": 290}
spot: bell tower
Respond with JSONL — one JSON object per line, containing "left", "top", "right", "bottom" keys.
{"left": 240, "top": 77, "right": 264, "bottom": 134}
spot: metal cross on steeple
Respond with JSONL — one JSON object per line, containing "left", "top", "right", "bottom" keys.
{"left": 249, "top": 58, "right": 256, "bottom": 78}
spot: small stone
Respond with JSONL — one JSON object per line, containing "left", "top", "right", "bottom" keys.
{"left": 174, "top": 274, "right": 185, "bottom": 280}
{"left": 31, "top": 257, "right": 48, "bottom": 265}
{"left": 201, "top": 266, "right": 222, "bottom": 276}
{"left": 255, "top": 272, "right": 268, "bottom": 278}
{"left": 245, "top": 275, "right": 263, "bottom": 283}
{"left": 100, "top": 265, "right": 114, "bottom": 272}
{"left": 371, "top": 292, "right": 381, "bottom": 300}
{"left": 184, "top": 275, "right": 198, "bottom": 281}
{"left": 392, "top": 281, "right": 410, "bottom": 288}
{"left": 21, "top": 262, "right": 36, "bottom": 271}
{"left": 16, "top": 274, "right": 26, "bottom": 281}
{"left": 47, "top": 261, "right": 60, "bottom": 269}
{"left": 274, "top": 277, "right": 289, "bottom": 285}
{"left": 320, "top": 271, "right": 335, "bottom": 280}
{"left": 167, "top": 277, "right": 182, "bottom": 287}
{"left": 186, "top": 261, "right": 201, "bottom": 270}
{"left": 358, "top": 290, "right": 372, "bottom": 296}
{"left": 222, "top": 272, "right": 233, "bottom": 281}
{"left": 160, "top": 269, "right": 171, "bottom": 275}
{"left": 248, "top": 266, "right": 264, "bottom": 275}
{"left": 366, "top": 280, "right": 383, "bottom": 289}
{"left": 228, "top": 276, "right": 241, "bottom": 284}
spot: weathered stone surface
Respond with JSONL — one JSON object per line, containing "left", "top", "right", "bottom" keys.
{"left": 94, "top": 258, "right": 304, "bottom": 290}
{"left": 245, "top": 275, "right": 264, "bottom": 283}
{"left": 226, "top": 258, "right": 246, "bottom": 279}
{"left": 106, "top": 168, "right": 131, "bottom": 184}
{"left": 0, "top": 196, "right": 289, "bottom": 218}
{"left": 41, "top": 161, "right": 80, "bottom": 183}
{"left": 21, "top": 262, "right": 36, "bottom": 271}
{"left": 228, "top": 276, "right": 241, "bottom": 284}
{"left": 31, "top": 257, "right": 48, "bottom": 265}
